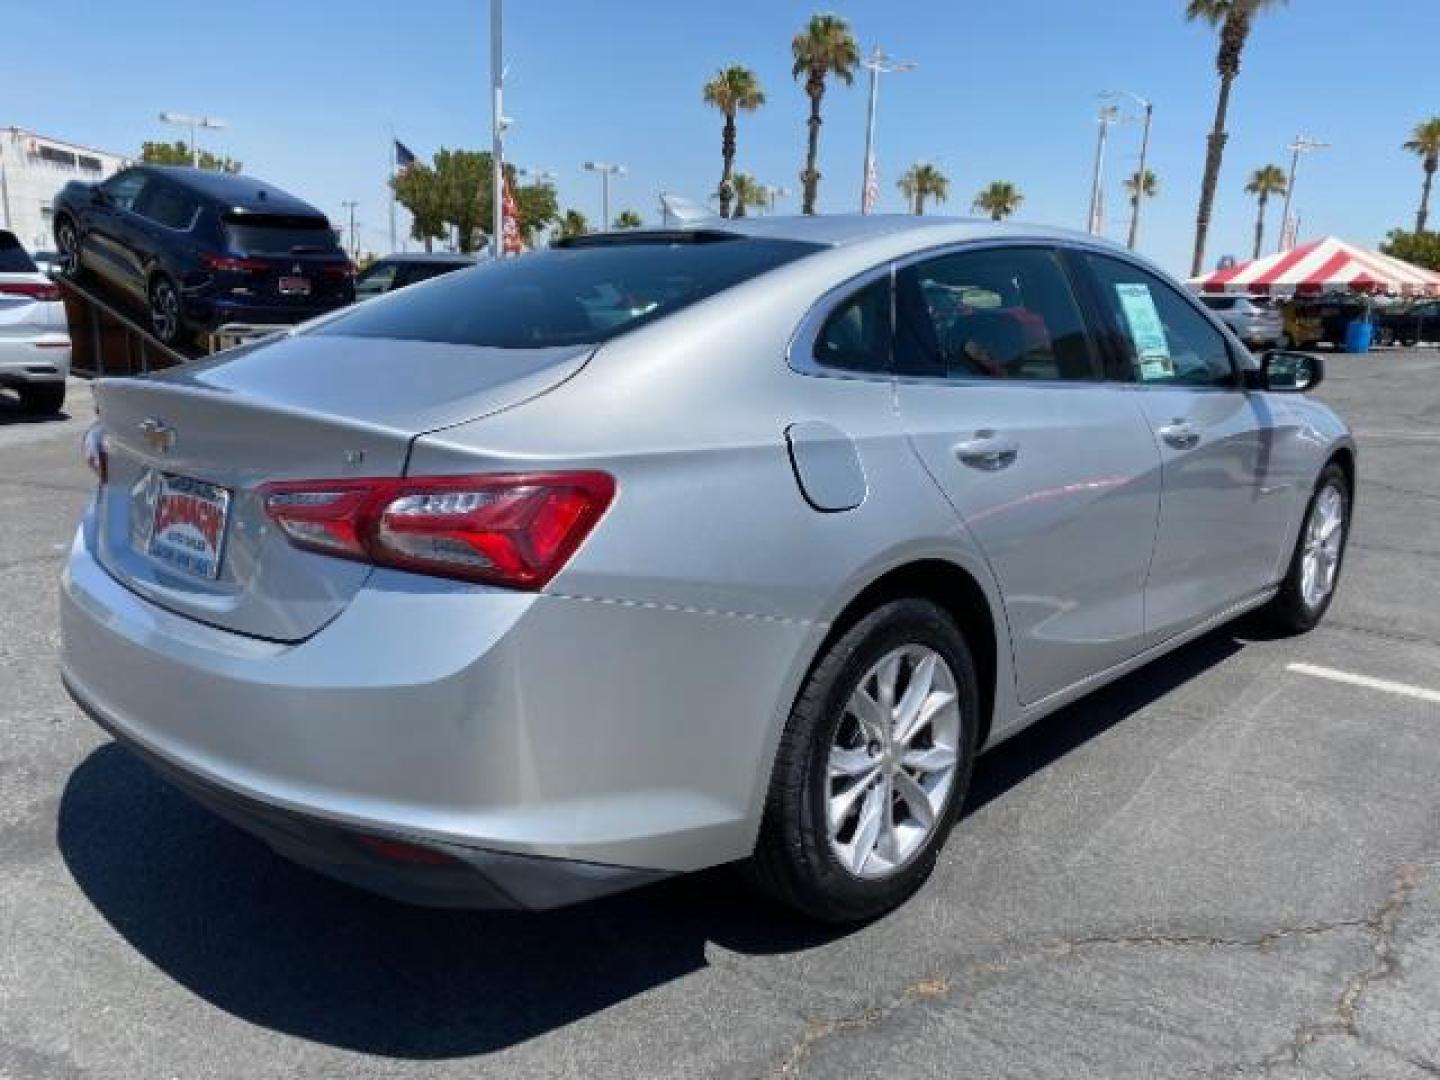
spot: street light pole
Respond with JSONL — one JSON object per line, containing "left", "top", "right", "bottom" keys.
{"left": 858, "top": 47, "right": 915, "bottom": 213}
{"left": 583, "top": 161, "right": 625, "bottom": 228}
{"left": 341, "top": 201, "right": 359, "bottom": 260}
{"left": 1278, "top": 135, "right": 1329, "bottom": 252}
{"left": 762, "top": 185, "right": 792, "bottom": 214}
{"left": 490, "top": 0, "right": 506, "bottom": 258}
{"left": 1086, "top": 105, "right": 1119, "bottom": 236}
{"left": 159, "top": 111, "right": 226, "bottom": 167}
{"left": 1102, "top": 91, "right": 1153, "bottom": 250}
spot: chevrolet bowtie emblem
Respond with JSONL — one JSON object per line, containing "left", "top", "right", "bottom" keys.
{"left": 138, "top": 417, "right": 176, "bottom": 454}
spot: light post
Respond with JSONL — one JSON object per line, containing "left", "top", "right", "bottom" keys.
{"left": 489, "top": 0, "right": 509, "bottom": 258}
{"left": 340, "top": 200, "right": 359, "bottom": 260}
{"left": 159, "top": 111, "right": 226, "bottom": 167}
{"left": 858, "top": 47, "right": 916, "bottom": 213}
{"left": 1102, "top": 90, "right": 1153, "bottom": 250}
{"left": 1086, "top": 104, "right": 1120, "bottom": 236}
{"left": 1278, "top": 135, "right": 1329, "bottom": 252}
{"left": 762, "top": 185, "right": 792, "bottom": 215}
{"left": 583, "top": 161, "right": 625, "bottom": 229}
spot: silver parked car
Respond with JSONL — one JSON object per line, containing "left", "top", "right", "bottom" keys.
{"left": 60, "top": 217, "right": 1354, "bottom": 922}
{"left": 1199, "top": 293, "right": 1285, "bottom": 349}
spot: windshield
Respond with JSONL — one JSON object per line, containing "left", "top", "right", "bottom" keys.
{"left": 312, "top": 235, "right": 822, "bottom": 349}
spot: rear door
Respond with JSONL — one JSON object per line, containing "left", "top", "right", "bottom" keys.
{"left": 892, "top": 244, "right": 1162, "bottom": 705}
{"left": 1078, "top": 251, "right": 1300, "bottom": 643}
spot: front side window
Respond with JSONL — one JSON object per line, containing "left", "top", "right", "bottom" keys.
{"left": 314, "top": 235, "right": 821, "bottom": 349}
{"left": 1084, "top": 254, "right": 1235, "bottom": 388}
{"left": 895, "top": 246, "right": 1099, "bottom": 381}
{"left": 813, "top": 277, "right": 891, "bottom": 373}
{"left": 102, "top": 171, "right": 148, "bottom": 212}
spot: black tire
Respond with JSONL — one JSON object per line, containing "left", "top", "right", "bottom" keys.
{"left": 748, "top": 598, "right": 980, "bottom": 923}
{"left": 1261, "top": 462, "right": 1351, "bottom": 635}
{"left": 18, "top": 382, "right": 65, "bottom": 415}
{"left": 148, "top": 274, "right": 186, "bottom": 348}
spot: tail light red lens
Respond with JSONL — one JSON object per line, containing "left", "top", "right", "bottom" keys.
{"left": 200, "top": 253, "right": 270, "bottom": 273}
{"left": 0, "top": 281, "right": 62, "bottom": 301}
{"left": 82, "top": 424, "right": 108, "bottom": 483}
{"left": 320, "top": 262, "right": 356, "bottom": 279}
{"left": 259, "top": 472, "right": 615, "bottom": 590}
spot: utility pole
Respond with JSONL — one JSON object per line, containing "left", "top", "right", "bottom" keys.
{"left": 1278, "top": 135, "right": 1328, "bottom": 253}
{"left": 858, "top": 47, "right": 915, "bottom": 213}
{"left": 341, "top": 200, "right": 359, "bottom": 260}
{"left": 1086, "top": 105, "right": 1120, "bottom": 236}
{"left": 490, "top": 0, "right": 506, "bottom": 258}
{"left": 159, "top": 111, "right": 226, "bottom": 167}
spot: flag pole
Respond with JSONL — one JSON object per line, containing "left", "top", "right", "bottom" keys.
{"left": 490, "top": 0, "right": 504, "bottom": 259}
{"left": 388, "top": 125, "right": 397, "bottom": 254}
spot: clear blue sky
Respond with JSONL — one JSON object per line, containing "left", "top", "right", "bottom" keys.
{"left": 6, "top": 0, "right": 1436, "bottom": 274}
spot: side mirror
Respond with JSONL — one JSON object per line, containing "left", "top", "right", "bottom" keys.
{"left": 1258, "top": 350, "right": 1324, "bottom": 393}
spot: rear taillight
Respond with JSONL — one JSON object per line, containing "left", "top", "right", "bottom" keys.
{"left": 200, "top": 253, "right": 270, "bottom": 273}
{"left": 259, "top": 472, "right": 615, "bottom": 589}
{"left": 0, "top": 281, "right": 61, "bottom": 301}
{"left": 320, "top": 262, "right": 356, "bottom": 279}
{"left": 82, "top": 425, "right": 107, "bottom": 483}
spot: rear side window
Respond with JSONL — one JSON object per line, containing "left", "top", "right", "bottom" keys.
{"left": 1085, "top": 253, "right": 1235, "bottom": 388}
{"left": 138, "top": 185, "right": 200, "bottom": 231}
{"left": 895, "top": 246, "right": 1099, "bottom": 381}
{"left": 225, "top": 215, "right": 341, "bottom": 255}
{"left": 314, "top": 236, "right": 821, "bottom": 349}
{"left": 814, "top": 278, "right": 891, "bottom": 373}
{"left": 0, "top": 231, "right": 38, "bottom": 273}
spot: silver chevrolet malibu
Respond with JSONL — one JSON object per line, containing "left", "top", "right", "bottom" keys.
{"left": 60, "top": 217, "right": 1354, "bottom": 922}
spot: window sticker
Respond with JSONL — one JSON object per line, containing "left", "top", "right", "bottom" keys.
{"left": 1114, "top": 283, "right": 1175, "bottom": 381}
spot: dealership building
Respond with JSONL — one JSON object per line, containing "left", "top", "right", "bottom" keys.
{"left": 0, "top": 126, "right": 128, "bottom": 252}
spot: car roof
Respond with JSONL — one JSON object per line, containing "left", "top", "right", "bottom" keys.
{"left": 136, "top": 165, "right": 326, "bottom": 218}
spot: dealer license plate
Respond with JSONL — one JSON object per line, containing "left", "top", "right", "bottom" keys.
{"left": 278, "top": 275, "right": 311, "bottom": 296}
{"left": 147, "top": 474, "right": 231, "bottom": 580}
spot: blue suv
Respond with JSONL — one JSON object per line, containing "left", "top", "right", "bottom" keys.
{"left": 53, "top": 165, "right": 354, "bottom": 348}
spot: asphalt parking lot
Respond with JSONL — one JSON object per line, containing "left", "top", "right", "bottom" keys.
{"left": 3, "top": 353, "right": 1440, "bottom": 1080}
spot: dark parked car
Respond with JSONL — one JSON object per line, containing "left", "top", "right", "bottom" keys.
{"left": 1376, "top": 298, "right": 1440, "bottom": 346}
{"left": 354, "top": 253, "right": 476, "bottom": 299}
{"left": 53, "top": 165, "right": 354, "bottom": 348}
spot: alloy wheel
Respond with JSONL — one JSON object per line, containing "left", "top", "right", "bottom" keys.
{"left": 1300, "top": 484, "right": 1345, "bottom": 609}
{"left": 827, "top": 645, "right": 962, "bottom": 880}
{"left": 57, "top": 221, "right": 79, "bottom": 275}
{"left": 151, "top": 280, "right": 179, "bottom": 343}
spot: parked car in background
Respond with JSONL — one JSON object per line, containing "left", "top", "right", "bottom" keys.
{"left": 60, "top": 218, "right": 1355, "bottom": 923}
{"left": 0, "top": 230, "right": 71, "bottom": 413}
{"left": 354, "top": 253, "right": 476, "bottom": 299}
{"left": 30, "top": 250, "right": 63, "bottom": 278}
{"left": 1199, "top": 293, "right": 1284, "bottom": 349}
{"left": 52, "top": 165, "right": 354, "bottom": 349}
{"left": 1282, "top": 293, "right": 1370, "bottom": 349}
{"left": 1376, "top": 298, "right": 1440, "bottom": 346}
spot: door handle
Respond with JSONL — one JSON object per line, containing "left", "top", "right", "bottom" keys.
{"left": 953, "top": 432, "right": 1020, "bottom": 471}
{"left": 1157, "top": 420, "right": 1201, "bottom": 450}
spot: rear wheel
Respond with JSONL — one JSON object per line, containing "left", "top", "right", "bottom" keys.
{"left": 1262, "top": 463, "right": 1350, "bottom": 634}
{"left": 149, "top": 274, "right": 185, "bottom": 348}
{"left": 18, "top": 382, "right": 65, "bottom": 415}
{"left": 749, "top": 599, "right": 979, "bottom": 923}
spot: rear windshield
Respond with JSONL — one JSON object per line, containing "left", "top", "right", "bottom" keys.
{"left": 0, "top": 232, "right": 37, "bottom": 273}
{"left": 312, "top": 236, "right": 822, "bottom": 348}
{"left": 224, "top": 215, "right": 341, "bottom": 256}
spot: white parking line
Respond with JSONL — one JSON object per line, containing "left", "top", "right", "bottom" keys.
{"left": 1287, "top": 662, "right": 1440, "bottom": 704}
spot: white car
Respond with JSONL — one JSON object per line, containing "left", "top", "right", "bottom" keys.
{"left": 0, "top": 230, "right": 71, "bottom": 414}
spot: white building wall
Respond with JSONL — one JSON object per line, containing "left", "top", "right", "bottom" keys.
{"left": 0, "top": 127, "right": 128, "bottom": 253}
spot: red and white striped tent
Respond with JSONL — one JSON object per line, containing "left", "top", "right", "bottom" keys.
{"left": 1192, "top": 236, "right": 1440, "bottom": 297}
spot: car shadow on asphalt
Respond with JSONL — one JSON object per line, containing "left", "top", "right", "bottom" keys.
{"left": 57, "top": 626, "right": 1245, "bottom": 1059}
{"left": 0, "top": 391, "right": 73, "bottom": 425}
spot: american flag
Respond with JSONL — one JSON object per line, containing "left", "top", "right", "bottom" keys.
{"left": 862, "top": 155, "right": 879, "bottom": 215}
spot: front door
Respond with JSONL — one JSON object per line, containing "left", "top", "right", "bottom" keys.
{"left": 892, "top": 245, "right": 1163, "bottom": 706}
{"left": 85, "top": 170, "right": 150, "bottom": 297}
{"left": 1079, "top": 252, "right": 1300, "bottom": 643}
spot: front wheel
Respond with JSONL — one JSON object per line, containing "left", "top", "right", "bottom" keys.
{"left": 1262, "top": 463, "right": 1350, "bottom": 634}
{"left": 55, "top": 216, "right": 81, "bottom": 277}
{"left": 748, "top": 599, "right": 979, "bottom": 923}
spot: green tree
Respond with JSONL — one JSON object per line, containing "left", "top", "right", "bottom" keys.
{"left": 614, "top": 209, "right": 643, "bottom": 229}
{"left": 972, "top": 180, "right": 1023, "bottom": 221}
{"left": 1185, "top": 0, "right": 1288, "bottom": 276}
{"left": 792, "top": 13, "right": 859, "bottom": 215}
{"left": 1379, "top": 229, "right": 1440, "bottom": 273}
{"left": 553, "top": 209, "right": 590, "bottom": 242}
{"left": 139, "top": 139, "right": 242, "bottom": 173}
{"left": 1124, "top": 169, "right": 1159, "bottom": 248}
{"left": 390, "top": 162, "right": 447, "bottom": 251}
{"left": 1402, "top": 117, "right": 1440, "bottom": 234}
{"left": 898, "top": 163, "right": 949, "bottom": 215}
{"left": 731, "top": 173, "right": 765, "bottom": 217}
{"left": 703, "top": 65, "right": 766, "bottom": 219}
{"left": 1244, "top": 163, "right": 1288, "bottom": 258}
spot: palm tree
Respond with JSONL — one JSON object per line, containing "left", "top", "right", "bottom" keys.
{"left": 1403, "top": 117, "right": 1440, "bottom": 233}
{"left": 702, "top": 66, "right": 766, "bottom": 219}
{"left": 898, "top": 163, "right": 949, "bottom": 216}
{"left": 1244, "top": 164, "right": 1288, "bottom": 258}
{"left": 1186, "top": 0, "right": 1288, "bottom": 276}
{"left": 614, "top": 210, "right": 642, "bottom": 229}
{"left": 1124, "top": 169, "right": 1159, "bottom": 249}
{"left": 731, "top": 173, "right": 765, "bottom": 217}
{"left": 972, "top": 180, "right": 1024, "bottom": 221}
{"left": 791, "top": 13, "right": 859, "bottom": 215}
{"left": 552, "top": 209, "right": 589, "bottom": 242}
